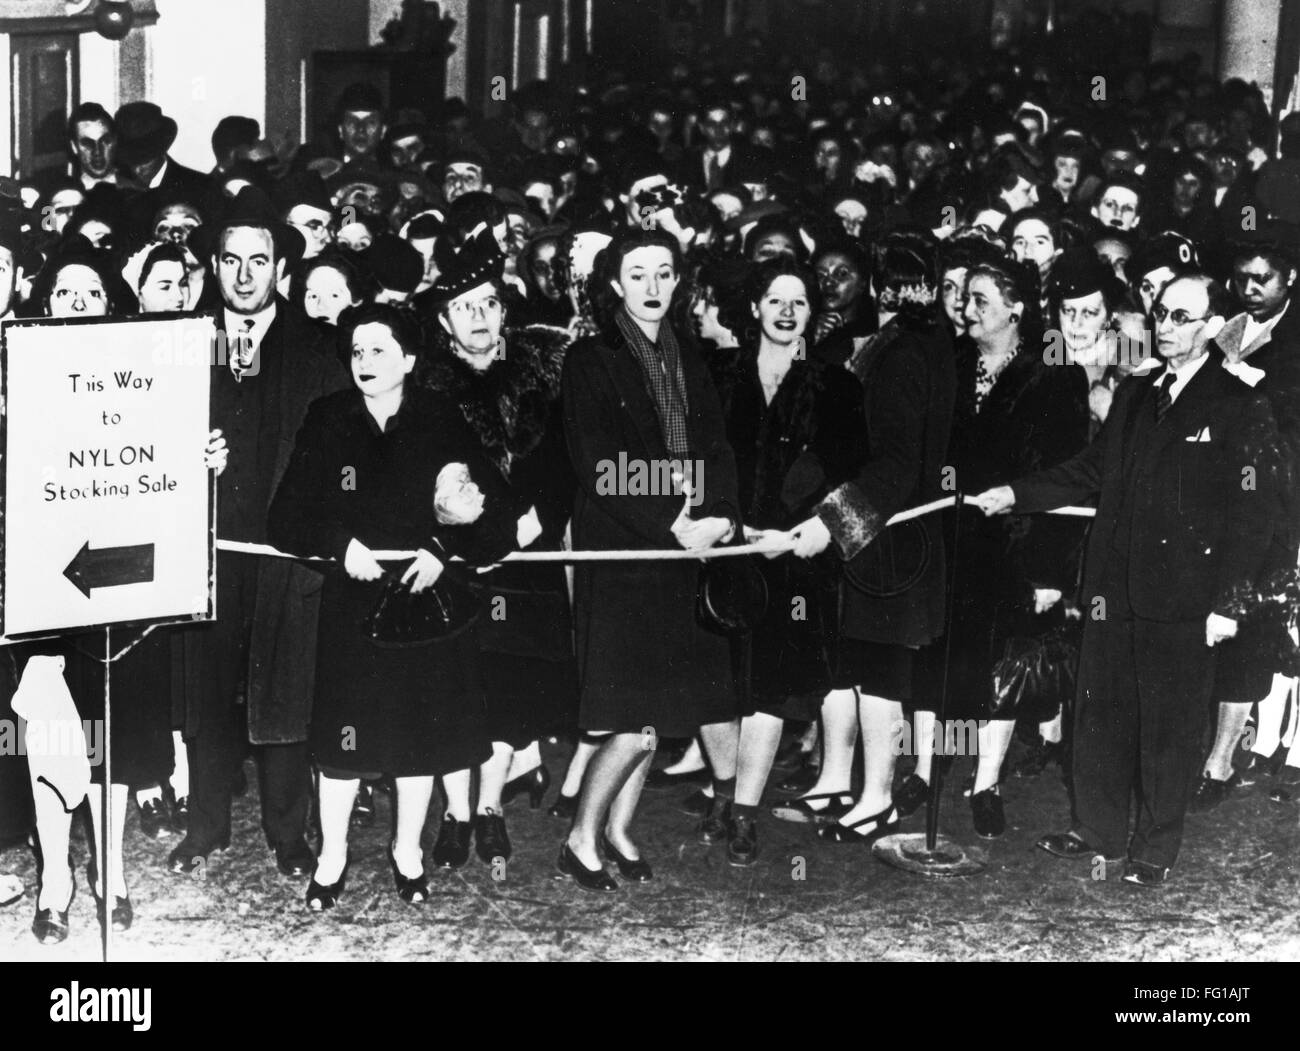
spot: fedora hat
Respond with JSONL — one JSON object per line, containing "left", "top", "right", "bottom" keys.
{"left": 114, "top": 102, "right": 178, "bottom": 167}
{"left": 195, "top": 185, "right": 301, "bottom": 263}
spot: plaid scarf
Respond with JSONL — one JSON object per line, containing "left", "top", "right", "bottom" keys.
{"left": 616, "top": 307, "right": 691, "bottom": 460}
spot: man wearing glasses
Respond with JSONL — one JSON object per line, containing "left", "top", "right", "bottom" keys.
{"left": 972, "top": 274, "right": 1279, "bottom": 887}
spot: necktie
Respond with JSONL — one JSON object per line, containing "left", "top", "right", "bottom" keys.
{"left": 1154, "top": 372, "right": 1175, "bottom": 424}
{"left": 705, "top": 151, "right": 719, "bottom": 189}
{"left": 232, "top": 318, "right": 256, "bottom": 381}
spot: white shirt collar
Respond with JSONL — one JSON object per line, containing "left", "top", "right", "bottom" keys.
{"left": 705, "top": 145, "right": 731, "bottom": 165}
{"left": 1159, "top": 350, "right": 1211, "bottom": 403}
{"left": 148, "top": 158, "right": 169, "bottom": 190}
{"left": 79, "top": 171, "right": 117, "bottom": 191}
{"left": 226, "top": 302, "right": 277, "bottom": 367}
{"left": 1241, "top": 300, "right": 1288, "bottom": 351}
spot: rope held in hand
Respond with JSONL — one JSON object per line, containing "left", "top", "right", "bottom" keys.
{"left": 215, "top": 497, "right": 1096, "bottom": 564}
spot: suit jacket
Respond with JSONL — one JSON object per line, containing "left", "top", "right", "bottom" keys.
{"left": 680, "top": 141, "right": 755, "bottom": 191}
{"left": 176, "top": 299, "right": 349, "bottom": 743}
{"left": 1012, "top": 350, "right": 1278, "bottom": 623}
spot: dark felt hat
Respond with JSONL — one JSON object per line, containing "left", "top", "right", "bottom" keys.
{"left": 363, "top": 234, "right": 424, "bottom": 294}
{"left": 271, "top": 171, "right": 334, "bottom": 217}
{"left": 114, "top": 102, "right": 179, "bottom": 166}
{"left": 1048, "top": 246, "right": 1125, "bottom": 305}
{"left": 199, "top": 185, "right": 300, "bottom": 262}
{"left": 1128, "top": 231, "right": 1200, "bottom": 282}
{"left": 428, "top": 223, "right": 504, "bottom": 305}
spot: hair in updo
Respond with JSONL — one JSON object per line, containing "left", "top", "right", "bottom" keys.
{"left": 334, "top": 302, "right": 427, "bottom": 372}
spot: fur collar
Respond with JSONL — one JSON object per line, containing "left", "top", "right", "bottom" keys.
{"left": 424, "top": 325, "right": 570, "bottom": 474}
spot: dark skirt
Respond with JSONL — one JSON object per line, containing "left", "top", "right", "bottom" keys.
{"left": 740, "top": 555, "right": 839, "bottom": 721}
{"left": 1210, "top": 617, "right": 1283, "bottom": 706}
{"left": 310, "top": 566, "right": 493, "bottom": 778}
{"left": 474, "top": 562, "right": 579, "bottom": 747}
{"left": 0, "top": 651, "right": 34, "bottom": 845}
{"left": 832, "top": 637, "right": 915, "bottom": 701}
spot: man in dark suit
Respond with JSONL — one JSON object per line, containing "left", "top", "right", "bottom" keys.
{"left": 168, "top": 189, "right": 348, "bottom": 878}
{"left": 974, "top": 274, "right": 1279, "bottom": 886}
{"left": 114, "top": 102, "right": 212, "bottom": 237}
{"left": 680, "top": 99, "right": 754, "bottom": 193}
{"left": 1193, "top": 229, "right": 1300, "bottom": 805}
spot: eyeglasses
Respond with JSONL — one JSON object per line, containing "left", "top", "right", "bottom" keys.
{"left": 448, "top": 295, "right": 502, "bottom": 316}
{"left": 292, "top": 219, "right": 331, "bottom": 234}
{"left": 1150, "top": 305, "right": 1210, "bottom": 326}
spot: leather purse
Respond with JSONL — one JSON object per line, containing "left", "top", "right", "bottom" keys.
{"left": 696, "top": 552, "right": 769, "bottom": 637}
{"left": 362, "top": 569, "right": 482, "bottom": 648}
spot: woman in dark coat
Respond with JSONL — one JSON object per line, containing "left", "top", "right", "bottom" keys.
{"left": 772, "top": 230, "right": 958, "bottom": 846}
{"left": 421, "top": 225, "right": 577, "bottom": 867}
{"left": 268, "top": 303, "right": 516, "bottom": 910}
{"left": 559, "top": 226, "right": 741, "bottom": 892}
{"left": 925, "top": 256, "right": 1089, "bottom": 837}
{"left": 703, "top": 257, "right": 867, "bottom": 865}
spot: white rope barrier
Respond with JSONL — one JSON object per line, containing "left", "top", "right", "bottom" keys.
{"left": 214, "top": 498, "right": 1097, "bottom": 564}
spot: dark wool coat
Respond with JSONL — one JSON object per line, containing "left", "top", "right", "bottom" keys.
{"left": 423, "top": 326, "right": 579, "bottom": 742}
{"left": 711, "top": 345, "right": 868, "bottom": 705}
{"left": 914, "top": 340, "right": 1091, "bottom": 717}
{"left": 267, "top": 386, "right": 517, "bottom": 775}
{"left": 816, "top": 310, "right": 957, "bottom": 647}
{"left": 562, "top": 321, "right": 742, "bottom": 737}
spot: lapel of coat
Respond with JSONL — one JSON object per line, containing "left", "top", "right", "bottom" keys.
{"left": 599, "top": 336, "right": 671, "bottom": 461}
{"left": 1135, "top": 353, "right": 1222, "bottom": 471}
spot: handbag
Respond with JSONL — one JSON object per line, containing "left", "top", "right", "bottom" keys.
{"left": 989, "top": 623, "right": 1079, "bottom": 721}
{"left": 361, "top": 569, "right": 482, "bottom": 649}
{"left": 696, "top": 552, "right": 769, "bottom": 637}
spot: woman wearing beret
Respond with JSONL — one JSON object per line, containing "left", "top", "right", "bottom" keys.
{"left": 558, "top": 226, "right": 742, "bottom": 891}
{"left": 419, "top": 225, "right": 577, "bottom": 869}
{"left": 268, "top": 303, "right": 516, "bottom": 909}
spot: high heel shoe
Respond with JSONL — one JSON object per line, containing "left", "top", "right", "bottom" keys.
{"left": 32, "top": 870, "right": 74, "bottom": 945}
{"left": 600, "top": 833, "right": 652, "bottom": 882}
{"left": 388, "top": 845, "right": 429, "bottom": 904}
{"left": 305, "top": 862, "right": 347, "bottom": 911}
{"left": 474, "top": 809, "right": 512, "bottom": 863}
{"left": 818, "top": 804, "right": 900, "bottom": 844}
{"left": 547, "top": 791, "right": 579, "bottom": 820}
{"left": 501, "top": 765, "right": 551, "bottom": 809}
{"left": 87, "top": 859, "right": 133, "bottom": 932}
{"left": 555, "top": 843, "right": 618, "bottom": 893}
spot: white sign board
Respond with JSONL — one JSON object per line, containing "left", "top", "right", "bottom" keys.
{"left": 1, "top": 314, "right": 215, "bottom": 640}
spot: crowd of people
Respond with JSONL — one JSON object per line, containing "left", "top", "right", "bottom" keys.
{"left": 0, "top": 26, "right": 1297, "bottom": 942}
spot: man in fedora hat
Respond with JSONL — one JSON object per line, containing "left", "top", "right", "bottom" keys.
{"left": 114, "top": 101, "right": 209, "bottom": 200}
{"left": 168, "top": 187, "right": 348, "bottom": 881}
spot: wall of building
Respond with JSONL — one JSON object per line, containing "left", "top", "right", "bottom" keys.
{"left": 146, "top": 0, "right": 267, "bottom": 171}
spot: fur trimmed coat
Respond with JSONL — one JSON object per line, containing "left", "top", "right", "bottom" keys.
{"left": 816, "top": 311, "right": 957, "bottom": 647}
{"left": 711, "top": 346, "right": 868, "bottom": 704}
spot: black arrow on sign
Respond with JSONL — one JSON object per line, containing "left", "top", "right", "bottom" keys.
{"left": 63, "top": 541, "right": 156, "bottom": 598}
